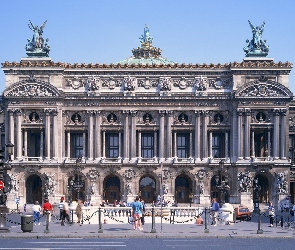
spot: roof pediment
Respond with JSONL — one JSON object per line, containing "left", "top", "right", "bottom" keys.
{"left": 235, "top": 78, "right": 293, "bottom": 99}
{"left": 3, "top": 75, "right": 61, "bottom": 98}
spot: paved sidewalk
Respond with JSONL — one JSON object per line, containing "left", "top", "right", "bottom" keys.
{"left": 1, "top": 213, "right": 295, "bottom": 239}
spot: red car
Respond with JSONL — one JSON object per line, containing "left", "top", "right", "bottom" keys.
{"left": 234, "top": 207, "right": 252, "bottom": 221}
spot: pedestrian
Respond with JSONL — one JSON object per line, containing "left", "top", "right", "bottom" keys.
{"left": 196, "top": 215, "right": 203, "bottom": 225}
{"left": 132, "top": 196, "right": 143, "bottom": 230}
{"left": 23, "top": 203, "right": 27, "bottom": 214}
{"left": 58, "top": 197, "right": 64, "bottom": 220}
{"left": 140, "top": 199, "right": 146, "bottom": 226}
{"left": 268, "top": 201, "right": 275, "bottom": 227}
{"left": 32, "top": 201, "right": 41, "bottom": 225}
{"left": 291, "top": 203, "right": 295, "bottom": 223}
{"left": 61, "top": 199, "right": 71, "bottom": 226}
{"left": 211, "top": 198, "right": 220, "bottom": 226}
{"left": 76, "top": 199, "right": 83, "bottom": 225}
{"left": 41, "top": 199, "right": 54, "bottom": 222}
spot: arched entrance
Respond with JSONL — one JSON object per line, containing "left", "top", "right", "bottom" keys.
{"left": 255, "top": 174, "right": 270, "bottom": 203}
{"left": 210, "top": 175, "right": 230, "bottom": 204}
{"left": 68, "top": 174, "right": 86, "bottom": 202}
{"left": 175, "top": 175, "right": 191, "bottom": 203}
{"left": 139, "top": 176, "right": 156, "bottom": 203}
{"left": 26, "top": 174, "right": 42, "bottom": 204}
{"left": 104, "top": 175, "right": 121, "bottom": 204}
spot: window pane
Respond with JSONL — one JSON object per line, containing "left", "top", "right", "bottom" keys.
{"left": 177, "top": 133, "right": 188, "bottom": 158}
{"left": 142, "top": 133, "right": 154, "bottom": 158}
{"left": 107, "top": 133, "right": 119, "bottom": 158}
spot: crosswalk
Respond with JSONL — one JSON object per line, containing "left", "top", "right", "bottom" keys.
{"left": 1, "top": 240, "right": 127, "bottom": 250}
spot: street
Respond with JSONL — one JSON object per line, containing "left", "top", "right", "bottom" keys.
{"left": 1, "top": 237, "right": 295, "bottom": 250}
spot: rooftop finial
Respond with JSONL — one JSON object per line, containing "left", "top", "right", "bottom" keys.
{"left": 139, "top": 25, "right": 153, "bottom": 47}
{"left": 243, "top": 20, "right": 269, "bottom": 57}
{"left": 26, "top": 20, "right": 50, "bottom": 57}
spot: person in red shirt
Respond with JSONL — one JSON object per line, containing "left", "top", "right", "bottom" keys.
{"left": 41, "top": 199, "right": 54, "bottom": 222}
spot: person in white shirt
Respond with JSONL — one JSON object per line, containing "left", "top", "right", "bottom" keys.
{"left": 32, "top": 201, "right": 41, "bottom": 225}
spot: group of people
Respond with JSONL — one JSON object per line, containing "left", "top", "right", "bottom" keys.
{"left": 30, "top": 197, "right": 86, "bottom": 226}
{"left": 57, "top": 197, "right": 84, "bottom": 226}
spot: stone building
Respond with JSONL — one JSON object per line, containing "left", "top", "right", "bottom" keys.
{"left": 1, "top": 22, "right": 295, "bottom": 209}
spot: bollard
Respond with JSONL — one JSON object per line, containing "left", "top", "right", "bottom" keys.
{"left": 44, "top": 211, "right": 50, "bottom": 233}
{"left": 98, "top": 207, "right": 103, "bottom": 233}
{"left": 170, "top": 210, "right": 175, "bottom": 224}
{"left": 150, "top": 207, "right": 156, "bottom": 233}
{"left": 204, "top": 207, "right": 209, "bottom": 233}
{"left": 257, "top": 209, "right": 263, "bottom": 234}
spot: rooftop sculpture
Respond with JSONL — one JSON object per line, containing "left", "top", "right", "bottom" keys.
{"left": 243, "top": 20, "right": 269, "bottom": 57}
{"left": 25, "top": 20, "right": 50, "bottom": 57}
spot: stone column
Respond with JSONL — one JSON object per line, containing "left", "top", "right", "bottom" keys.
{"left": 8, "top": 110, "right": 15, "bottom": 160}
{"left": 16, "top": 111, "right": 22, "bottom": 159}
{"left": 24, "top": 129, "right": 28, "bottom": 157}
{"left": 45, "top": 110, "right": 51, "bottom": 159}
{"left": 251, "top": 130, "right": 255, "bottom": 158}
{"left": 83, "top": 131, "right": 86, "bottom": 158}
{"left": 244, "top": 109, "right": 251, "bottom": 160}
{"left": 102, "top": 130, "right": 106, "bottom": 158}
{"left": 67, "top": 131, "right": 71, "bottom": 158}
{"left": 225, "top": 131, "right": 229, "bottom": 159}
{"left": 159, "top": 111, "right": 165, "bottom": 160}
{"left": 154, "top": 130, "right": 157, "bottom": 158}
{"left": 123, "top": 111, "right": 129, "bottom": 160}
{"left": 88, "top": 111, "right": 94, "bottom": 160}
{"left": 202, "top": 111, "right": 209, "bottom": 159}
{"left": 194, "top": 111, "right": 200, "bottom": 161}
{"left": 138, "top": 130, "right": 141, "bottom": 158}
{"left": 237, "top": 109, "right": 243, "bottom": 160}
{"left": 166, "top": 111, "right": 173, "bottom": 159}
{"left": 280, "top": 110, "right": 287, "bottom": 159}
{"left": 208, "top": 131, "right": 212, "bottom": 158}
{"left": 40, "top": 129, "right": 44, "bottom": 158}
{"left": 173, "top": 131, "right": 177, "bottom": 157}
{"left": 189, "top": 131, "right": 193, "bottom": 158}
{"left": 52, "top": 109, "right": 58, "bottom": 160}
{"left": 94, "top": 111, "right": 101, "bottom": 159}
{"left": 273, "top": 109, "right": 280, "bottom": 159}
{"left": 130, "top": 111, "right": 137, "bottom": 160}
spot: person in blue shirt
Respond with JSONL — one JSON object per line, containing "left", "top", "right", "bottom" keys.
{"left": 211, "top": 198, "right": 220, "bottom": 226}
{"left": 132, "top": 196, "right": 143, "bottom": 230}
{"left": 268, "top": 201, "right": 275, "bottom": 227}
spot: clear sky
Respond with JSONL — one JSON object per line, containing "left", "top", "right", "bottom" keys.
{"left": 1, "top": 0, "right": 295, "bottom": 93}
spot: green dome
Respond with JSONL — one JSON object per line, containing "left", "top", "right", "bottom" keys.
{"left": 116, "top": 25, "right": 175, "bottom": 66}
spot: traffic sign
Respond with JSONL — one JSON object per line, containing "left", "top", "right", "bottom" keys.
{"left": 0, "top": 181, "right": 4, "bottom": 190}
{"left": 15, "top": 197, "right": 20, "bottom": 204}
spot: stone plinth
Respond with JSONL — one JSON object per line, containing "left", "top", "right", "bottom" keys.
{"left": 240, "top": 192, "right": 253, "bottom": 211}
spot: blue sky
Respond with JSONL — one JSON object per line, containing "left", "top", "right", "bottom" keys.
{"left": 1, "top": 0, "right": 295, "bottom": 93}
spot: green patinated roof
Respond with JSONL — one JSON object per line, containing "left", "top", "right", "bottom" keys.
{"left": 117, "top": 56, "right": 175, "bottom": 65}
{"left": 116, "top": 25, "right": 175, "bottom": 65}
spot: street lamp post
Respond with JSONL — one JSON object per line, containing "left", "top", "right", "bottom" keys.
{"left": 0, "top": 142, "right": 14, "bottom": 233}
{"left": 75, "top": 157, "right": 82, "bottom": 200}
{"left": 214, "top": 159, "right": 230, "bottom": 205}
{"left": 253, "top": 178, "right": 261, "bottom": 213}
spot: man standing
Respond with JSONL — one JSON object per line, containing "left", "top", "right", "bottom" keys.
{"left": 211, "top": 198, "right": 220, "bottom": 226}
{"left": 132, "top": 196, "right": 143, "bottom": 230}
{"left": 41, "top": 199, "right": 54, "bottom": 222}
{"left": 268, "top": 201, "right": 275, "bottom": 227}
{"left": 61, "top": 199, "right": 71, "bottom": 226}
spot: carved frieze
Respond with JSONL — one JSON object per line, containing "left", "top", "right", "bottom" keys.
{"left": 102, "top": 78, "right": 121, "bottom": 89}
{"left": 123, "top": 76, "right": 136, "bottom": 91}
{"left": 138, "top": 77, "right": 157, "bottom": 89}
{"left": 173, "top": 77, "right": 193, "bottom": 90}
{"left": 159, "top": 77, "right": 171, "bottom": 91}
{"left": 4, "top": 76, "right": 60, "bottom": 97}
{"left": 66, "top": 77, "right": 84, "bottom": 89}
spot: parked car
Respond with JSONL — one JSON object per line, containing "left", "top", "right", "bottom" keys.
{"left": 234, "top": 206, "right": 252, "bottom": 221}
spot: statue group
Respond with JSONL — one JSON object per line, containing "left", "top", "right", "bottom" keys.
{"left": 244, "top": 20, "right": 269, "bottom": 57}
{"left": 26, "top": 20, "right": 50, "bottom": 57}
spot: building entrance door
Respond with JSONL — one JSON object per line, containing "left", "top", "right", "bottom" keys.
{"left": 26, "top": 174, "right": 42, "bottom": 204}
